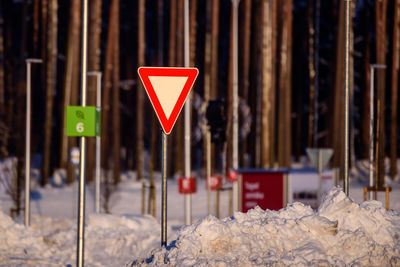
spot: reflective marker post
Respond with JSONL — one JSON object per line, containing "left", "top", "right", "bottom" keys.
{"left": 25, "top": 58, "right": 42, "bottom": 227}
{"left": 88, "top": 71, "right": 102, "bottom": 213}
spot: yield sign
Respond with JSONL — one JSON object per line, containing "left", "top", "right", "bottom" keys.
{"left": 138, "top": 67, "right": 199, "bottom": 134}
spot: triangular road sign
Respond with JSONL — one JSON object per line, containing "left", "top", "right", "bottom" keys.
{"left": 306, "top": 148, "right": 334, "bottom": 173}
{"left": 138, "top": 67, "right": 199, "bottom": 134}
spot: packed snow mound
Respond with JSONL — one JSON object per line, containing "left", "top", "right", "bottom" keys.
{"left": 135, "top": 187, "right": 400, "bottom": 266}
{"left": 0, "top": 212, "right": 160, "bottom": 266}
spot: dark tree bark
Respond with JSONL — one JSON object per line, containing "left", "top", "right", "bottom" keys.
{"left": 86, "top": 0, "right": 102, "bottom": 183}
{"left": 136, "top": 0, "right": 145, "bottom": 180}
{"left": 240, "top": 0, "right": 251, "bottom": 167}
{"left": 277, "top": 0, "right": 293, "bottom": 167}
{"left": 102, "top": 0, "right": 117, "bottom": 173}
{"left": 0, "top": 3, "right": 4, "bottom": 117}
{"left": 307, "top": 0, "right": 316, "bottom": 148}
{"left": 61, "top": 0, "right": 81, "bottom": 184}
{"left": 375, "top": 0, "right": 388, "bottom": 187}
{"left": 112, "top": 0, "right": 120, "bottom": 185}
{"left": 331, "top": 0, "right": 345, "bottom": 170}
{"left": 42, "top": 0, "right": 57, "bottom": 186}
{"left": 390, "top": 0, "right": 400, "bottom": 179}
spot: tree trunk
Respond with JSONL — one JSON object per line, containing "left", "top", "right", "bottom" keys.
{"left": 360, "top": 4, "right": 372, "bottom": 160}
{"left": 307, "top": 0, "right": 316, "bottom": 148}
{"left": 190, "top": 0, "right": 197, "bottom": 67}
{"left": 390, "top": 0, "right": 400, "bottom": 179}
{"left": 102, "top": 0, "right": 117, "bottom": 172}
{"left": 86, "top": 0, "right": 102, "bottom": 183}
{"left": 375, "top": 0, "right": 388, "bottom": 187}
{"left": 331, "top": 0, "right": 345, "bottom": 170}
{"left": 0, "top": 4, "right": 4, "bottom": 116}
{"left": 277, "top": 0, "right": 292, "bottom": 167}
{"left": 261, "top": 0, "right": 275, "bottom": 167}
{"left": 61, "top": 0, "right": 81, "bottom": 184}
{"left": 112, "top": 0, "right": 120, "bottom": 185}
{"left": 33, "top": 0, "right": 40, "bottom": 57}
{"left": 136, "top": 0, "right": 145, "bottom": 180}
{"left": 175, "top": 0, "right": 184, "bottom": 176}
{"left": 240, "top": 0, "right": 251, "bottom": 167}
{"left": 167, "top": 0, "right": 177, "bottom": 177}
{"left": 42, "top": 0, "right": 57, "bottom": 186}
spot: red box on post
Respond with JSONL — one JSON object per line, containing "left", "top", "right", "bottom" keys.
{"left": 206, "top": 175, "right": 222, "bottom": 191}
{"left": 227, "top": 168, "right": 238, "bottom": 182}
{"left": 178, "top": 177, "right": 196, "bottom": 194}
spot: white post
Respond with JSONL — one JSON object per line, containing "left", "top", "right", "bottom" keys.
{"left": 344, "top": 0, "right": 351, "bottom": 196}
{"left": 184, "top": 0, "right": 192, "bottom": 225}
{"left": 77, "top": 0, "right": 88, "bottom": 266}
{"left": 25, "top": 58, "right": 42, "bottom": 227}
{"left": 88, "top": 71, "right": 102, "bottom": 213}
{"left": 231, "top": 0, "right": 240, "bottom": 212}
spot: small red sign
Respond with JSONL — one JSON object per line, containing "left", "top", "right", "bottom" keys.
{"left": 227, "top": 168, "right": 238, "bottom": 182}
{"left": 178, "top": 177, "right": 196, "bottom": 194}
{"left": 137, "top": 67, "right": 199, "bottom": 134}
{"left": 206, "top": 175, "right": 222, "bottom": 191}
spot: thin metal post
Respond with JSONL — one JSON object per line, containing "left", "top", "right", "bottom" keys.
{"left": 88, "top": 71, "right": 102, "bottom": 213}
{"left": 25, "top": 58, "right": 42, "bottom": 227}
{"left": 231, "top": 0, "right": 240, "bottom": 211}
{"left": 368, "top": 64, "right": 386, "bottom": 200}
{"left": 161, "top": 132, "right": 168, "bottom": 247}
{"left": 206, "top": 130, "right": 211, "bottom": 214}
{"left": 184, "top": 0, "right": 192, "bottom": 225}
{"left": 77, "top": 0, "right": 88, "bottom": 266}
{"left": 344, "top": 0, "right": 351, "bottom": 196}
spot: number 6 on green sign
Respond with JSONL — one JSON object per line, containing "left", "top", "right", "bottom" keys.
{"left": 66, "top": 106, "right": 101, "bottom": 137}
{"left": 76, "top": 122, "right": 84, "bottom": 133}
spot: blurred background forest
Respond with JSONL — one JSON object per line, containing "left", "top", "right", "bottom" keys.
{"left": 0, "top": 0, "right": 399, "bottom": 204}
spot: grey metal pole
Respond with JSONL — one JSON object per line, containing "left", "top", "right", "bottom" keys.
{"left": 368, "top": 64, "right": 386, "bottom": 200}
{"left": 88, "top": 71, "right": 102, "bottom": 213}
{"left": 25, "top": 58, "right": 42, "bottom": 227}
{"left": 184, "top": 0, "right": 192, "bottom": 225}
{"left": 344, "top": 0, "right": 351, "bottom": 196}
{"left": 231, "top": 0, "right": 240, "bottom": 212}
{"left": 161, "top": 132, "right": 168, "bottom": 247}
{"left": 77, "top": 0, "right": 88, "bottom": 266}
{"left": 206, "top": 130, "right": 211, "bottom": 214}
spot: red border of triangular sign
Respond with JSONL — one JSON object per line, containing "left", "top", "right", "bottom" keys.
{"left": 137, "top": 67, "right": 199, "bottom": 134}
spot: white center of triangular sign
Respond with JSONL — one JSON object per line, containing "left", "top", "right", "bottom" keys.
{"left": 148, "top": 76, "right": 189, "bottom": 119}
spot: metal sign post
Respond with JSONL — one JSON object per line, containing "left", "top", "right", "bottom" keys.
{"left": 77, "top": 0, "right": 88, "bottom": 266}
{"left": 161, "top": 132, "right": 168, "bottom": 246}
{"left": 368, "top": 64, "right": 386, "bottom": 200}
{"left": 344, "top": 0, "right": 351, "bottom": 196}
{"left": 88, "top": 71, "right": 102, "bottom": 213}
{"left": 24, "top": 58, "right": 42, "bottom": 227}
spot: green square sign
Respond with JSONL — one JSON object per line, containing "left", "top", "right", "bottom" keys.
{"left": 66, "top": 106, "right": 101, "bottom": 137}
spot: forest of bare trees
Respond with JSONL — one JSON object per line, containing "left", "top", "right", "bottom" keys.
{"left": 0, "top": 0, "right": 399, "bottom": 216}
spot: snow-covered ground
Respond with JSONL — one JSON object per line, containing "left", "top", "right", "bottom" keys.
{"left": 0, "top": 158, "right": 399, "bottom": 266}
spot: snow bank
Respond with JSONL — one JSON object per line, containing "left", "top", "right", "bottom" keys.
{"left": 0, "top": 212, "right": 160, "bottom": 266}
{"left": 134, "top": 187, "right": 400, "bottom": 266}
